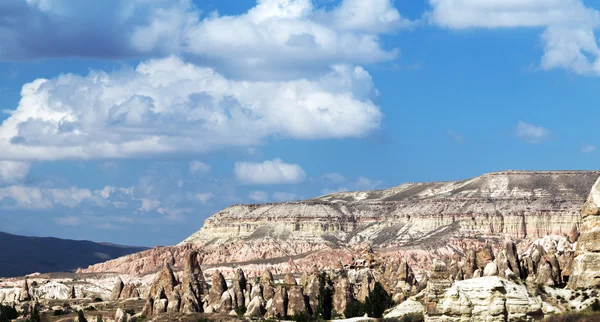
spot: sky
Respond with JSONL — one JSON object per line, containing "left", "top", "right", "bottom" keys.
{"left": 1, "top": 0, "right": 600, "bottom": 246}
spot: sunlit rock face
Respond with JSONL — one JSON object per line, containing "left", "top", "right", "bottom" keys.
{"left": 569, "top": 176, "right": 600, "bottom": 289}
{"left": 85, "top": 171, "right": 599, "bottom": 277}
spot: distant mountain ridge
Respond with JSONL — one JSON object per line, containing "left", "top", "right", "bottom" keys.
{"left": 0, "top": 232, "right": 148, "bottom": 277}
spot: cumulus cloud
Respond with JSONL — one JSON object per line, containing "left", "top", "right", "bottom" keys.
{"left": 189, "top": 161, "right": 211, "bottom": 174}
{"left": 0, "top": 161, "right": 30, "bottom": 184}
{"left": 138, "top": 198, "right": 161, "bottom": 212}
{"left": 427, "top": 0, "right": 600, "bottom": 75}
{"left": 515, "top": 121, "right": 551, "bottom": 144}
{"left": 0, "top": 0, "right": 408, "bottom": 79}
{"left": 0, "top": 57, "right": 381, "bottom": 160}
{"left": 235, "top": 159, "right": 306, "bottom": 184}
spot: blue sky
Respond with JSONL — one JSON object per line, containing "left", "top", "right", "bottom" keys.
{"left": 1, "top": 0, "right": 599, "bottom": 246}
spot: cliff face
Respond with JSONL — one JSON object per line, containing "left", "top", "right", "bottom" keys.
{"left": 568, "top": 176, "right": 600, "bottom": 289}
{"left": 85, "top": 171, "right": 599, "bottom": 277}
{"left": 183, "top": 171, "right": 597, "bottom": 246}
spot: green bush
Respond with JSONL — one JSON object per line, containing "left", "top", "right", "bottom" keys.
{"left": 93, "top": 297, "right": 103, "bottom": 302}
{"left": 344, "top": 299, "right": 365, "bottom": 318}
{"left": 235, "top": 306, "right": 247, "bottom": 316}
{"left": 53, "top": 309, "right": 66, "bottom": 316}
{"left": 97, "top": 315, "right": 104, "bottom": 322}
{"left": 77, "top": 309, "right": 88, "bottom": 322}
{"left": 591, "top": 298, "right": 600, "bottom": 312}
{"left": 0, "top": 304, "right": 19, "bottom": 322}
{"left": 316, "top": 272, "right": 334, "bottom": 320}
{"left": 364, "top": 282, "right": 392, "bottom": 318}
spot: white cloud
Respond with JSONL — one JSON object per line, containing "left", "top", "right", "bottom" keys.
{"left": 1, "top": 0, "right": 408, "bottom": 79}
{"left": 235, "top": 158, "right": 306, "bottom": 184}
{"left": 428, "top": 0, "right": 600, "bottom": 75}
{"left": 195, "top": 192, "right": 214, "bottom": 204}
{"left": 0, "top": 161, "right": 30, "bottom": 185}
{"left": 515, "top": 121, "right": 551, "bottom": 144}
{"left": 0, "top": 57, "right": 381, "bottom": 160}
{"left": 0, "top": 185, "right": 101, "bottom": 209}
{"left": 54, "top": 216, "right": 81, "bottom": 226}
{"left": 582, "top": 144, "right": 596, "bottom": 153}
{"left": 323, "top": 172, "right": 346, "bottom": 184}
{"left": 189, "top": 161, "right": 211, "bottom": 174}
{"left": 249, "top": 190, "right": 269, "bottom": 202}
{"left": 272, "top": 192, "right": 298, "bottom": 201}
{"left": 138, "top": 198, "right": 161, "bottom": 212}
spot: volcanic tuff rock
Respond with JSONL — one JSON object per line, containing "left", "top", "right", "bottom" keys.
{"left": 569, "top": 176, "right": 600, "bottom": 289}
{"left": 84, "top": 171, "right": 599, "bottom": 277}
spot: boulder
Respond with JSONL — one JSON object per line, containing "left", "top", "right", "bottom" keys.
{"left": 219, "top": 291, "right": 233, "bottom": 313}
{"left": 119, "top": 284, "right": 140, "bottom": 299}
{"left": 384, "top": 299, "right": 425, "bottom": 319}
{"left": 167, "top": 291, "right": 181, "bottom": 313}
{"left": 115, "top": 308, "right": 130, "bottom": 322}
{"left": 505, "top": 239, "right": 524, "bottom": 279}
{"left": 111, "top": 278, "right": 124, "bottom": 300}
{"left": 430, "top": 277, "right": 543, "bottom": 321}
{"left": 483, "top": 261, "right": 498, "bottom": 277}
{"left": 18, "top": 279, "right": 31, "bottom": 302}
{"left": 153, "top": 298, "right": 168, "bottom": 315}
{"left": 244, "top": 295, "right": 265, "bottom": 317}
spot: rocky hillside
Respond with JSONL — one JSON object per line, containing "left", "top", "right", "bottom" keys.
{"left": 84, "top": 170, "right": 599, "bottom": 277}
{"left": 0, "top": 232, "right": 148, "bottom": 277}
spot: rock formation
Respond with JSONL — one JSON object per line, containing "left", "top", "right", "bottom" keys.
{"left": 110, "top": 278, "right": 124, "bottom": 300}
{"left": 84, "top": 171, "right": 600, "bottom": 277}
{"left": 569, "top": 176, "right": 600, "bottom": 289}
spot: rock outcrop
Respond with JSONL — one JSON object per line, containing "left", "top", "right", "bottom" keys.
{"left": 569, "top": 176, "right": 600, "bottom": 289}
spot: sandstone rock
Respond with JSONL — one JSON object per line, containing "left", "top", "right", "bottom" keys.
{"left": 179, "top": 251, "right": 206, "bottom": 313}
{"left": 167, "top": 291, "right": 181, "bottom": 313}
{"left": 304, "top": 273, "right": 320, "bottom": 313}
{"left": 287, "top": 286, "right": 309, "bottom": 317}
{"left": 475, "top": 242, "right": 495, "bottom": 269}
{"left": 148, "top": 263, "right": 178, "bottom": 299}
{"left": 431, "top": 277, "right": 543, "bottom": 321}
{"left": 384, "top": 299, "right": 425, "bottom": 319}
{"left": 141, "top": 297, "right": 153, "bottom": 317}
{"left": 208, "top": 270, "right": 227, "bottom": 307}
{"left": 119, "top": 284, "right": 140, "bottom": 299}
{"left": 244, "top": 295, "right": 265, "bottom": 317}
{"left": 260, "top": 270, "right": 276, "bottom": 301}
{"left": 505, "top": 239, "right": 523, "bottom": 279}
{"left": 68, "top": 285, "right": 76, "bottom": 299}
{"left": 153, "top": 298, "right": 168, "bottom": 315}
{"left": 356, "top": 271, "right": 374, "bottom": 302}
{"left": 536, "top": 261, "right": 555, "bottom": 286}
{"left": 463, "top": 249, "right": 477, "bottom": 279}
{"left": 284, "top": 273, "right": 297, "bottom": 285}
{"left": 483, "top": 261, "right": 498, "bottom": 277}
{"left": 19, "top": 279, "right": 31, "bottom": 302}
{"left": 333, "top": 276, "right": 353, "bottom": 316}
{"left": 265, "top": 286, "right": 288, "bottom": 319}
{"left": 250, "top": 283, "right": 263, "bottom": 300}
{"left": 115, "top": 308, "right": 130, "bottom": 322}
{"left": 111, "top": 277, "right": 124, "bottom": 300}
{"left": 231, "top": 268, "right": 246, "bottom": 310}
{"left": 219, "top": 291, "right": 233, "bottom": 313}
{"left": 569, "top": 175, "right": 600, "bottom": 289}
